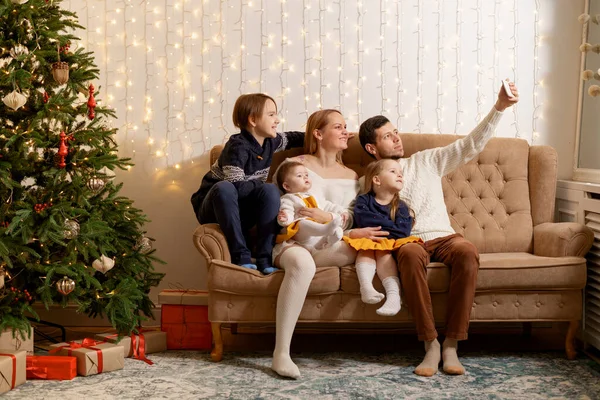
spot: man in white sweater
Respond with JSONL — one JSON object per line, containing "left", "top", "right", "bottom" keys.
{"left": 357, "top": 83, "right": 519, "bottom": 377}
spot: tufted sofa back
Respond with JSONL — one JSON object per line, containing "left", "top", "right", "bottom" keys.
{"left": 209, "top": 134, "right": 558, "bottom": 254}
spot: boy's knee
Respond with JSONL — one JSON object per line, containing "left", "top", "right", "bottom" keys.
{"left": 213, "top": 181, "right": 237, "bottom": 199}
{"left": 258, "top": 183, "right": 281, "bottom": 205}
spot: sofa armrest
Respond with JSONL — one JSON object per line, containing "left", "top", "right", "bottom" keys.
{"left": 192, "top": 223, "right": 231, "bottom": 265}
{"left": 533, "top": 222, "right": 594, "bottom": 257}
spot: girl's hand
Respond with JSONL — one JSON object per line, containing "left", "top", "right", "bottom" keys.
{"left": 298, "top": 207, "right": 333, "bottom": 223}
{"left": 349, "top": 226, "right": 389, "bottom": 240}
{"left": 495, "top": 80, "right": 519, "bottom": 111}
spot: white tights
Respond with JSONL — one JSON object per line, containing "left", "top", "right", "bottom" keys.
{"left": 272, "top": 241, "right": 356, "bottom": 379}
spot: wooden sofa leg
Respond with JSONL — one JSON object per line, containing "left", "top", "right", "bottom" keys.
{"left": 566, "top": 320, "right": 578, "bottom": 360}
{"left": 211, "top": 322, "right": 223, "bottom": 362}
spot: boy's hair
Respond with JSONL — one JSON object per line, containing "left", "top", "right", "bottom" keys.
{"left": 359, "top": 115, "right": 390, "bottom": 159}
{"left": 273, "top": 160, "right": 304, "bottom": 193}
{"left": 232, "top": 93, "right": 277, "bottom": 130}
{"left": 361, "top": 159, "right": 402, "bottom": 221}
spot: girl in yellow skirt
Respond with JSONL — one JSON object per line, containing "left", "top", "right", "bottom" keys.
{"left": 344, "top": 159, "right": 422, "bottom": 316}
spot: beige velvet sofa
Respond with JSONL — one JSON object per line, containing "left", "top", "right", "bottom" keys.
{"left": 193, "top": 135, "right": 594, "bottom": 362}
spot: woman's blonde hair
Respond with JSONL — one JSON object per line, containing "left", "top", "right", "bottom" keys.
{"left": 362, "top": 160, "right": 402, "bottom": 221}
{"left": 304, "top": 109, "right": 344, "bottom": 164}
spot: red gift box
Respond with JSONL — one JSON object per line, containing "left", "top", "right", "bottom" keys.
{"left": 161, "top": 304, "right": 212, "bottom": 349}
{"left": 26, "top": 355, "right": 77, "bottom": 380}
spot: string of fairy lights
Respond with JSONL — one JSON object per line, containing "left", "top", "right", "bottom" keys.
{"left": 62, "top": 0, "right": 544, "bottom": 172}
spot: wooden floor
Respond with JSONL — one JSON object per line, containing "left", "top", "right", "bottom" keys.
{"left": 33, "top": 321, "right": 575, "bottom": 355}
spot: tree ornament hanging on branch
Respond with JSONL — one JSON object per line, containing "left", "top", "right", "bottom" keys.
{"left": 87, "top": 177, "right": 106, "bottom": 192}
{"left": 10, "top": 0, "right": 29, "bottom": 5}
{"left": 51, "top": 62, "right": 69, "bottom": 84}
{"left": 2, "top": 90, "right": 27, "bottom": 111}
{"left": 51, "top": 43, "right": 69, "bottom": 85}
{"left": 92, "top": 255, "right": 115, "bottom": 274}
{"left": 63, "top": 219, "right": 80, "bottom": 239}
{"left": 0, "top": 266, "right": 5, "bottom": 289}
{"left": 56, "top": 276, "right": 75, "bottom": 295}
{"left": 87, "top": 84, "right": 96, "bottom": 120}
{"left": 135, "top": 236, "right": 153, "bottom": 254}
{"left": 42, "top": 91, "right": 49, "bottom": 103}
{"left": 57, "top": 131, "right": 68, "bottom": 168}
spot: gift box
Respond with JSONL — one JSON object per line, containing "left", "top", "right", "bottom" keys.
{"left": 161, "top": 304, "right": 212, "bottom": 350}
{"left": 49, "top": 339, "right": 124, "bottom": 376}
{"left": 0, "top": 327, "right": 34, "bottom": 355}
{"left": 94, "top": 331, "right": 167, "bottom": 364}
{"left": 0, "top": 350, "right": 26, "bottom": 394}
{"left": 26, "top": 355, "right": 77, "bottom": 380}
{"left": 158, "top": 289, "right": 209, "bottom": 306}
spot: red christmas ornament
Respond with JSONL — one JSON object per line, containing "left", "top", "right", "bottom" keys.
{"left": 87, "top": 84, "right": 96, "bottom": 120}
{"left": 42, "top": 91, "right": 49, "bottom": 104}
{"left": 57, "top": 131, "right": 68, "bottom": 168}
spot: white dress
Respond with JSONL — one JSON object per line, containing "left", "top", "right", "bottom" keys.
{"left": 272, "top": 167, "right": 360, "bottom": 261}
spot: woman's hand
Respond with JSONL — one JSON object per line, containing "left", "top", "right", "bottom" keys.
{"left": 298, "top": 207, "right": 332, "bottom": 223}
{"left": 349, "top": 226, "right": 389, "bottom": 240}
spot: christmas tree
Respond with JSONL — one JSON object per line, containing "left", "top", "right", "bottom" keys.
{"left": 0, "top": 0, "right": 164, "bottom": 337}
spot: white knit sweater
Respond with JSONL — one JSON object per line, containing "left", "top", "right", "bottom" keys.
{"left": 398, "top": 107, "right": 504, "bottom": 241}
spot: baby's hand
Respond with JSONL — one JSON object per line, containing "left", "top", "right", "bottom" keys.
{"left": 277, "top": 211, "right": 289, "bottom": 224}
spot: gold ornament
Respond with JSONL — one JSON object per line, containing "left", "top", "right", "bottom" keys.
{"left": 56, "top": 276, "right": 75, "bottom": 295}
{"left": 63, "top": 219, "right": 80, "bottom": 239}
{"left": 135, "top": 237, "right": 153, "bottom": 254}
{"left": 51, "top": 62, "right": 69, "bottom": 84}
{"left": 87, "top": 177, "right": 106, "bottom": 192}
{"left": 2, "top": 90, "right": 27, "bottom": 111}
{"left": 92, "top": 255, "right": 115, "bottom": 274}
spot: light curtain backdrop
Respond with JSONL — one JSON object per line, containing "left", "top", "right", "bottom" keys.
{"left": 59, "top": 0, "right": 583, "bottom": 297}
{"left": 64, "top": 0, "right": 546, "bottom": 171}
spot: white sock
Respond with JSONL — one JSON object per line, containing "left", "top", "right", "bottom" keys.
{"left": 272, "top": 246, "right": 316, "bottom": 379}
{"left": 355, "top": 261, "right": 385, "bottom": 304}
{"left": 376, "top": 276, "right": 401, "bottom": 316}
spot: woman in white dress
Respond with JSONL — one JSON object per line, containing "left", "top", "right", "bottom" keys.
{"left": 271, "top": 109, "right": 389, "bottom": 379}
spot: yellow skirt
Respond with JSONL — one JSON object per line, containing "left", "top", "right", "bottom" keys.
{"left": 343, "top": 235, "right": 423, "bottom": 251}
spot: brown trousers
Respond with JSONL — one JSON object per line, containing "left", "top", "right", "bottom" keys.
{"left": 396, "top": 233, "right": 479, "bottom": 341}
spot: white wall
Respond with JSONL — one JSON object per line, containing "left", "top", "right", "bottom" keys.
{"left": 63, "top": 0, "right": 585, "bottom": 298}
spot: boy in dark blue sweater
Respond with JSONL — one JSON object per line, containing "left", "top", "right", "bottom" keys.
{"left": 191, "top": 93, "right": 304, "bottom": 274}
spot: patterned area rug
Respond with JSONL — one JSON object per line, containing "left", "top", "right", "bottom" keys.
{"left": 5, "top": 351, "right": 600, "bottom": 399}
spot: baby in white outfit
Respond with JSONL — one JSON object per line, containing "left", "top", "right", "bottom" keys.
{"left": 273, "top": 160, "right": 348, "bottom": 252}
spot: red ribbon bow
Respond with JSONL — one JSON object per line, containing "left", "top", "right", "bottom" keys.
{"left": 50, "top": 339, "right": 104, "bottom": 373}
{"left": 131, "top": 330, "right": 154, "bottom": 365}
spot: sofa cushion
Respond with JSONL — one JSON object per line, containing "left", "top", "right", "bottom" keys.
{"left": 477, "top": 253, "right": 587, "bottom": 291}
{"left": 208, "top": 260, "right": 341, "bottom": 296}
{"left": 339, "top": 252, "right": 586, "bottom": 295}
{"left": 340, "top": 263, "right": 450, "bottom": 294}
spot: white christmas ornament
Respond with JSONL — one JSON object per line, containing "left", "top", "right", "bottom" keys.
{"left": 2, "top": 91, "right": 27, "bottom": 111}
{"left": 9, "top": 44, "right": 28, "bottom": 58}
{"left": 11, "top": 0, "right": 29, "bottom": 4}
{"left": 92, "top": 255, "right": 115, "bottom": 274}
